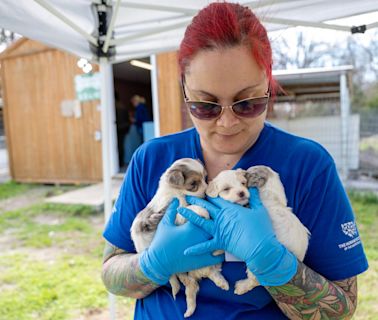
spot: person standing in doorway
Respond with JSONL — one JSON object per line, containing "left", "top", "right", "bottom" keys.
{"left": 114, "top": 92, "right": 131, "bottom": 171}
{"left": 123, "top": 95, "right": 152, "bottom": 166}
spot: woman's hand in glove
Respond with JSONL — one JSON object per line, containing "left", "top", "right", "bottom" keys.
{"left": 139, "top": 198, "right": 225, "bottom": 285}
{"left": 178, "top": 188, "right": 297, "bottom": 286}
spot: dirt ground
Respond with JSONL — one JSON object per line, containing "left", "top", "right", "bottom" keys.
{"left": 0, "top": 185, "right": 56, "bottom": 213}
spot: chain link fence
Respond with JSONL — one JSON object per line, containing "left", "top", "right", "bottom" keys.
{"left": 269, "top": 98, "right": 378, "bottom": 181}
{"left": 358, "top": 109, "right": 378, "bottom": 178}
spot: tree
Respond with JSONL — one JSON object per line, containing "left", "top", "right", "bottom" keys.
{"left": 271, "top": 28, "right": 378, "bottom": 110}
{"left": 271, "top": 30, "right": 334, "bottom": 70}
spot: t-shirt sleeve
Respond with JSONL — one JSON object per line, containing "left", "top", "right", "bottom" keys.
{"left": 298, "top": 161, "right": 368, "bottom": 281}
{"left": 102, "top": 150, "right": 148, "bottom": 252}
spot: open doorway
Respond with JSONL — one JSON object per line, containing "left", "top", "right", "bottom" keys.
{"left": 113, "top": 57, "right": 153, "bottom": 172}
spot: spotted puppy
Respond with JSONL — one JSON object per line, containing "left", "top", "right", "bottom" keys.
{"left": 207, "top": 166, "right": 310, "bottom": 295}
{"left": 130, "top": 158, "right": 228, "bottom": 318}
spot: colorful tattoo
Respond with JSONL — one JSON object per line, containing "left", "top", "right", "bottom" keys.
{"left": 267, "top": 261, "right": 357, "bottom": 319}
{"left": 102, "top": 242, "right": 159, "bottom": 299}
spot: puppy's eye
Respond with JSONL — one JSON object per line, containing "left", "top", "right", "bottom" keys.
{"left": 241, "top": 182, "right": 247, "bottom": 186}
{"left": 188, "top": 180, "right": 199, "bottom": 191}
{"left": 223, "top": 187, "right": 230, "bottom": 192}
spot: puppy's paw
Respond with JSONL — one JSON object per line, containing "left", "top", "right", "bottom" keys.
{"left": 246, "top": 166, "right": 271, "bottom": 188}
{"left": 149, "top": 212, "right": 164, "bottom": 225}
{"left": 218, "top": 279, "right": 229, "bottom": 291}
{"left": 169, "top": 276, "right": 181, "bottom": 299}
{"left": 212, "top": 250, "right": 224, "bottom": 256}
{"left": 184, "top": 307, "right": 195, "bottom": 318}
{"left": 234, "top": 279, "right": 258, "bottom": 295}
{"left": 175, "top": 214, "right": 187, "bottom": 226}
{"left": 187, "top": 204, "right": 210, "bottom": 219}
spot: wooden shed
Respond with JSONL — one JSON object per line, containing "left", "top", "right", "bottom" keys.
{"left": 0, "top": 38, "right": 102, "bottom": 184}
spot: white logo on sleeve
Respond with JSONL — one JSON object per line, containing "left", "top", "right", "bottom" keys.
{"left": 338, "top": 221, "right": 361, "bottom": 251}
{"left": 341, "top": 221, "right": 358, "bottom": 238}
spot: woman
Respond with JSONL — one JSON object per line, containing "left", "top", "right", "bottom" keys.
{"left": 102, "top": 3, "right": 368, "bottom": 319}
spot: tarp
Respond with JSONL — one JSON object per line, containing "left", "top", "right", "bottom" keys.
{"left": 1, "top": 0, "right": 378, "bottom": 63}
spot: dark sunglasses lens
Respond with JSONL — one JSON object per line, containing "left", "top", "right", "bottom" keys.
{"left": 232, "top": 97, "right": 268, "bottom": 117}
{"left": 188, "top": 102, "right": 222, "bottom": 119}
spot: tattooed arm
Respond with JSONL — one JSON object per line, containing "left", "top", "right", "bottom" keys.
{"left": 266, "top": 261, "right": 357, "bottom": 319}
{"left": 101, "top": 241, "right": 159, "bottom": 299}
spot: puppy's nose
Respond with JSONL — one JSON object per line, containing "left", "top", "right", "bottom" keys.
{"left": 238, "top": 191, "right": 245, "bottom": 198}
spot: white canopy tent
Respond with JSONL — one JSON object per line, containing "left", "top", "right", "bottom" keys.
{"left": 1, "top": 1, "right": 378, "bottom": 318}
{"left": 1, "top": 0, "right": 378, "bottom": 62}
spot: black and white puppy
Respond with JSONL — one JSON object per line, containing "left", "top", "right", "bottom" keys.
{"left": 207, "top": 166, "right": 310, "bottom": 295}
{"left": 131, "top": 158, "right": 228, "bottom": 318}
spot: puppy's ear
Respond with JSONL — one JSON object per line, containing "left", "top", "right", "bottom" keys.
{"left": 167, "top": 169, "right": 185, "bottom": 187}
{"left": 246, "top": 166, "right": 269, "bottom": 188}
{"left": 206, "top": 181, "right": 219, "bottom": 198}
{"left": 236, "top": 168, "right": 247, "bottom": 181}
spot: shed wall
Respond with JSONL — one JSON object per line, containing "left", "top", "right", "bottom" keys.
{"left": 1, "top": 41, "right": 102, "bottom": 183}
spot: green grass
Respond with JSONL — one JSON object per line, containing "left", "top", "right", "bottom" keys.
{"left": 0, "top": 254, "right": 107, "bottom": 320}
{"left": 0, "top": 181, "right": 36, "bottom": 200}
{"left": 0, "top": 201, "right": 135, "bottom": 320}
{"left": 360, "top": 135, "right": 378, "bottom": 152}
{"left": 0, "top": 188, "right": 376, "bottom": 319}
{"left": 348, "top": 191, "right": 378, "bottom": 320}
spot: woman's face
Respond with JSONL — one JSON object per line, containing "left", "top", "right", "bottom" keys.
{"left": 184, "top": 45, "right": 269, "bottom": 156}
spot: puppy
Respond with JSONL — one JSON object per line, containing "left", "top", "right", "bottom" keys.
{"left": 206, "top": 168, "right": 250, "bottom": 205}
{"left": 130, "top": 158, "right": 228, "bottom": 318}
{"left": 206, "top": 166, "right": 310, "bottom": 295}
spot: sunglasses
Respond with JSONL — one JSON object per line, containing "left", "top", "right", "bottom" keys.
{"left": 181, "top": 78, "right": 270, "bottom": 120}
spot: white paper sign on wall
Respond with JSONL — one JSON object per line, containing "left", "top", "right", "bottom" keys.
{"left": 74, "top": 72, "right": 101, "bottom": 102}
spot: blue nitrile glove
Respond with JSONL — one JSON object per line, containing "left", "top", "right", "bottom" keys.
{"left": 139, "top": 198, "right": 225, "bottom": 285}
{"left": 178, "top": 188, "right": 297, "bottom": 286}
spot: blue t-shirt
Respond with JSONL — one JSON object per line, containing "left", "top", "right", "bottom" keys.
{"left": 135, "top": 103, "right": 152, "bottom": 134}
{"left": 103, "top": 123, "right": 368, "bottom": 319}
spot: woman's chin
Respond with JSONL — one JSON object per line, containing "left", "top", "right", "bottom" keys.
{"left": 212, "top": 141, "right": 248, "bottom": 155}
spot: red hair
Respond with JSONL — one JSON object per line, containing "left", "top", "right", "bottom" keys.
{"left": 178, "top": 2, "right": 276, "bottom": 95}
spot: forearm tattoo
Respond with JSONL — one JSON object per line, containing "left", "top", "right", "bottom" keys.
{"left": 266, "top": 261, "right": 357, "bottom": 319}
{"left": 102, "top": 242, "right": 159, "bottom": 299}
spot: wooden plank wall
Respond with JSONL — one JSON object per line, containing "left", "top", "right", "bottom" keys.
{"left": 1, "top": 42, "right": 102, "bottom": 183}
{"left": 156, "top": 51, "right": 183, "bottom": 135}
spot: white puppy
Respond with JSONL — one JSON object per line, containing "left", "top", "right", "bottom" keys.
{"left": 206, "top": 166, "right": 310, "bottom": 295}
{"left": 206, "top": 168, "right": 250, "bottom": 205}
{"left": 130, "top": 158, "right": 228, "bottom": 318}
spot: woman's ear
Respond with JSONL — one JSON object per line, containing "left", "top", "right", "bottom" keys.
{"left": 206, "top": 181, "right": 219, "bottom": 198}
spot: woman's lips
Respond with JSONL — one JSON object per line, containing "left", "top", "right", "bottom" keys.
{"left": 216, "top": 132, "right": 240, "bottom": 137}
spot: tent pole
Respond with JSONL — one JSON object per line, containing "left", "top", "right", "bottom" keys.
{"left": 111, "top": 19, "right": 191, "bottom": 46}
{"left": 340, "top": 72, "right": 350, "bottom": 183}
{"left": 150, "top": 54, "right": 160, "bottom": 138}
{"left": 263, "top": 17, "right": 350, "bottom": 32}
{"left": 103, "top": 0, "right": 121, "bottom": 53}
{"left": 367, "top": 21, "right": 378, "bottom": 29}
{"left": 33, "top": 0, "right": 98, "bottom": 46}
{"left": 100, "top": 59, "right": 117, "bottom": 320}
{"left": 119, "top": 2, "right": 197, "bottom": 15}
